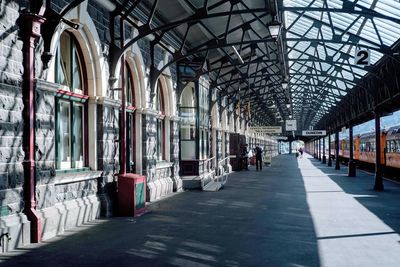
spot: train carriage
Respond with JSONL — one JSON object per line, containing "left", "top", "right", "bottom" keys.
{"left": 385, "top": 127, "right": 400, "bottom": 169}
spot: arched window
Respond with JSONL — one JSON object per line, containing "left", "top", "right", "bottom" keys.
{"left": 180, "top": 83, "right": 196, "bottom": 160}
{"left": 55, "top": 31, "right": 87, "bottom": 169}
{"left": 156, "top": 81, "right": 165, "bottom": 161}
{"left": 120, "top": 62, "right": 136, "bottom": 171}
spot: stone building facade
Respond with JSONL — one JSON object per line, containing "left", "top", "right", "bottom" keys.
{"left": 0, "top": 0, "right": 277, "bottom": 252}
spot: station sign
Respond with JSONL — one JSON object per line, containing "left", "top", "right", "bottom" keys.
{"left": 354, "top": 47, "right": 370, "bottom": 66}
{"left": 270, "top": 136, "right": 288, "bottom": 140}
{"left": 285, "top": 120, "right": 297, "bottom": 131}
{"left": 302, "top": 130, "right": 327, "bottom": 136}
{"left": 250, "top": 126, "right": 282, "bottom": 134}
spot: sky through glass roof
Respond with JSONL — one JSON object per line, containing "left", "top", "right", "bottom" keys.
{"left": 282, "top": 0, "right": 400, "bottom": 130}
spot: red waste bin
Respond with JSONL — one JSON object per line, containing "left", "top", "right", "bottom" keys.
{"left": 117, "top": 173, "right": 146, "bottom": 217}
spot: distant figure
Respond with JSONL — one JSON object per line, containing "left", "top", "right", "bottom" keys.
{"left": 299, "top": 147, "right": 303, "bottom": 158}
{"left": 255, "top": 145, "right": 263, "bottom": 171}
{"left": 242, "top": 144, "right": 249, "bottom": 170}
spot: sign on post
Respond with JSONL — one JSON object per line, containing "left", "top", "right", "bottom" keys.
{"left": 302, "top": 130, "right": 327, "bottom": 136}
{"left": 285, "top": 120, "right": 297, "bottom": 131}
{"left": 354, "top": 47, "right": 370, "bottom": 66}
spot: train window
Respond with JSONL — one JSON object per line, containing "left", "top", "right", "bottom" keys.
{"left": 359, "top": 143, "right": 365, "bottom": 152}
{"left": 392, "top": 141, "right": 396, "bottom": 153}
{"left": 386, "top": 141, "right": 391, "bottom": 152}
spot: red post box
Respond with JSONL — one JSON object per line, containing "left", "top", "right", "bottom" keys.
{"left": 117, "top": 174, "right": 146, "bottom": 217}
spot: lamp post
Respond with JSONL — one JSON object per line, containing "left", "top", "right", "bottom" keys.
{"left": 268, "top": 18, "right": 281, "bottom": 39}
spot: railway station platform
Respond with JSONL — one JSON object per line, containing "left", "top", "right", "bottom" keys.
{"left": 1, "top": 154, "right": 400, "bottom": 267}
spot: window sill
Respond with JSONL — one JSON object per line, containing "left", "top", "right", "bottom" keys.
{"left": 155, "top": 161, "right": 173, "bottom": 169}
{"left": 54, "top": 169, "right": 102, "bottom": 185}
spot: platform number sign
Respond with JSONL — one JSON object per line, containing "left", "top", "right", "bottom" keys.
{"left": 354, "top": 47, "right": 370, "bottom": 66}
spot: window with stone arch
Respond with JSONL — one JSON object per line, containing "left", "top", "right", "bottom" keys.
{"left": 54, "top": 30, "right": 88, "bottom": 170}
{"left": 119, "top": 61, "right": 136, "bottom": 171}
{"left": 155, "top": 81, "right": 165, "bottom": 161}
{"left": 180, "top": 83, "right": 196, "bottom": 160}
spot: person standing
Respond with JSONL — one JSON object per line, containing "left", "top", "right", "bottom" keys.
{"left": 255, "top": 145, "right": 263, "bottom": 171}
{"left": 242, "top": 144, "right": 249, "bottom": 170}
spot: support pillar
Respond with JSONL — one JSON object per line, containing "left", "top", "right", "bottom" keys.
{"left": 328, "top": 133, "right": 332, "bottom": 167}
{"left": 335, "top": 131, "right": 340, "bottom": 170}
{"left": 22, "top": 13, "right": 45, "bottom": 243}
{"left": 289, "top": 141, "right": 292, "bottom": 154}
{"left": 322, "top": 136, "right": 326, "bottom": 164}
{"left": 119, "top": 54, "right": 127, "bottom": 175}
{"left": 348, "top": 125, "right": 356, "bottom": 177}
{"left": 318, "top": 139, "right": 322, "bottom": 161}
{"left": 313, "top": 140, "right": 317, "bottom": 158}
{"left": 374, "top": 112, "right": 384, "bottom": 191}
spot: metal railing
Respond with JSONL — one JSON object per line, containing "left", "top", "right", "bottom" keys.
{"left": 200, "top": 157, "right": 216, "bottom": 188}
{"left": 202, "top": 156, "right": 230, "bottom": 190}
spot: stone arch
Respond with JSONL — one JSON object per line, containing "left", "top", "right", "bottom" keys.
{"left": 157, "top": 68, "right": 176, "bottom": 117}
{"left": 211, "top": 103, "right": 219, "bottom": 129}
{"left": 157, "top": 75, "right": 169, "bottom": 115}
{"left": 229, "top": 112, "right": 235, "bottom": 133}
{"left": 125, "top": 51, "right": 144, "bottom": 109}
{"left": 45, "top": 2, "right": 105, "bottom": 97}
{"left": 221, "top": 108, "right": 228, "bottom": 131}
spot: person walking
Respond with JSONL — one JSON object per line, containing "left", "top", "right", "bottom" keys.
{"left": 255, "top": 145, "right": 263, "bottom": 171}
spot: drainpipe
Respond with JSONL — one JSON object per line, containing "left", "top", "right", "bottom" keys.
{"left": 21, "top": 13, "right": 45, "bottom": 243}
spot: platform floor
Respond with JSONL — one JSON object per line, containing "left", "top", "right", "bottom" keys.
{"left": 1, "top": 154, "right": 400, "bottom": 267}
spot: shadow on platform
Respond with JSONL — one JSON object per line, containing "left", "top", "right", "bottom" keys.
{"left": 0, "top": 155, "right": 320, "bottom": 267}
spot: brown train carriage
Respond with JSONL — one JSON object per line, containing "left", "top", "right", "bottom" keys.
{"left": 358, "top": 132, "right": 386, "bottom": 165}
{"left": 385, "top": 126, "right": 400, "bottom": 169}
{"left": 340, "top": 135, "right": 360, "bottom": 160}
{"left": 341, "top": 139, "right": 348, "bottom": 158}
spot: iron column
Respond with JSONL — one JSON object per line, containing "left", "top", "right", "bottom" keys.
{"left": 328, "top": 133, "right": 332, "bottom": 166}
{"left": 322, "top": 136, "right": 326, "bottom": 164}
{"left": 348, "top": 125, "right": 356, "bottom": 177}
{"left": 335, "top": 131, "right": 340, "bottom": 170}
{"left": 374, "top": 112, "right": 384, "bottom": 191}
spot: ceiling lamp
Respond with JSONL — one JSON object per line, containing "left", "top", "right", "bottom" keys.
{"left": 268, "top": 17, "right": 281, "bottom": 39}
{"left": 281, "top": 81, "right": 288, "bottom": 90}
{"left": 286, "top": 103, "right": 291, "bottom": 108}
{"left": 231, "top": 46, "right": 244, "bottom": 64}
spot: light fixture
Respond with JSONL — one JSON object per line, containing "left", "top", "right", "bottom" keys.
{"left": 231, "top": 46, "right": 244, "bottom": 64}
{"left": 268, "top": 17, "right": 281, "bottom": 39}
{"left": 289, "top": 115, "right": 292, "bottom": 119}
{"left": 281, "top": 81, "right": 288, "bottom": 90}
{"left": 286, "top": 103, "right": 291, "bottom": 108}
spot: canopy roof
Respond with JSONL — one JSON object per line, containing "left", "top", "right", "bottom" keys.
{"left": 95, "top": 0, "right": 400, "bottom": 131}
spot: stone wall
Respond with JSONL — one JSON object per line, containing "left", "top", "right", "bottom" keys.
{"left": 0, "top": 0, "right": 30, "bottom": 252}
{"left": 96, "top": 101, "right": 120, "bottom": 217}
{"left": 170, "top": 119, "right": 182, "bottom": 192}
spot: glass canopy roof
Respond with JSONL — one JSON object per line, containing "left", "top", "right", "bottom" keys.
{"left": 282, "top": 0, "right": 400, "bottom": 129}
